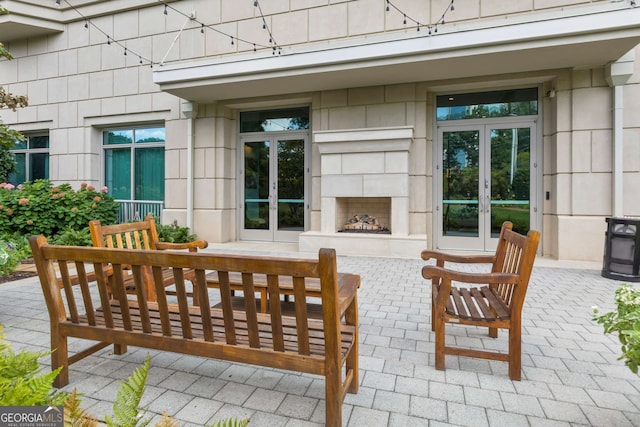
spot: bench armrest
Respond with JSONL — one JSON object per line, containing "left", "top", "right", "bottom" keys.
{"left": 155, "top": 240, "right": 208, "bottom": 252}
{"left": 421, "top": 249, "right": 496, "bottom": 265}
{"left": 338, "top": 274, "right": 360, "bottom": 317}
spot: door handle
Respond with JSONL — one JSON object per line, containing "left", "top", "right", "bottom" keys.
{"left": 478, "top": 197, "right": 484, "bottom": 213}
{"left": 485, "top": 195, "right": 490, "bottom": 213}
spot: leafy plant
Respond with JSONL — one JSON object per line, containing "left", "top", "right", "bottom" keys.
{"left": 0, "top": 179, "right": 118, "bottom": 239}
{"left": 0, "top": 240, "right": 24, "bottom": 277}
{"left": 0, "top": 324, "right": 67, "bottom": 406}
{"left": 154, "top": 218, "right": 197, "bottom": 243}
{"left": 593, "top": 283, "right": 640, "bottom": 373}
{"left": 50, "top": 227, "right": 92, "bottom": 247}
{"left": 105, "top": 356, "right": 151, "bottom": 427}
{"left": 0, "top": 326, "right": 248, "bottom": 425}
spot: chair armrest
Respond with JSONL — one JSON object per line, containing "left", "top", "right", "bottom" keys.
{"left": 155, "top": 240, "right": 209, "bottom": 252}
{"left": 422, "top": 265, "right": 519, "bottom": 285}
{"left": 421, "top": 249, "right": 496, "bottom": 264}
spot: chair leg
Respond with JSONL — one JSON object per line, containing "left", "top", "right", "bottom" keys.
{"left": 508, "top": 322, "right": 522, "bottom": 381}
{"left": 434, "top": 313, "right": 446, "bottom": 371}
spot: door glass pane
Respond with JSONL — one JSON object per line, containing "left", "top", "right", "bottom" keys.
{"left": 277, "top": 139, "right": 304, "bottom": 231}
{"left": 490, "top": 128, "right": 530, "bottom": 236}
{"left": 436, "top": 88, "right": 538, "bottom": 121}
{"left": 30, "top": 153, "right": 49, "bottom": 180}
{"left": 442, "top": 131, "right": 480, "bottom": 237}
{"left": 105, "top": 148, "right": 131, "bottom": 199}
{"left": 135, "top": 147, "right": 164, "bottom": 201}
{"left": 244, "top": 141, "right": 270, "bottom": 230}
{"left": 240, "top": 108, "right": 310, "bottom": 133}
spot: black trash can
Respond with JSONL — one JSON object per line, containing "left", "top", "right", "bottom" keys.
{"left": 602, "top": 217, "right": 640, "bottom": 282}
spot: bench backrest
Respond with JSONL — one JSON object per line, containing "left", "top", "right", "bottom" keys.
{"left": 89, "top": 216, "right": 160, "bottom": 251}
{"left": 30, "top": 235, "right": 345, "bottom": 364}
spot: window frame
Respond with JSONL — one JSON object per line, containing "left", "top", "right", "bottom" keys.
{"left": 9, "top": 133, "right": 50, "bottom": 185}
{"left": 102, "top": 125, "right": 166, "bottom": 202}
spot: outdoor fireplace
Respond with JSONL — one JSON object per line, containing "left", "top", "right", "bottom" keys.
{"left": 299, "top": 126, "right": 427, "bottom": 257}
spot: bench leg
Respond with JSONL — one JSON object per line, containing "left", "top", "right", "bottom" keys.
{"left": 113, "top": 343, "right": 127, "bottom": 355}
{"left": 51, "top": 330, "right": 69, "bottom": 388}
{"left": 489, "top": 327, "right": 498, "bottom": 338}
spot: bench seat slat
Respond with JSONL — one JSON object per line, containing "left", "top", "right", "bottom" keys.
{"left": 74, "top": 301, "right": 355, "bottom": 359}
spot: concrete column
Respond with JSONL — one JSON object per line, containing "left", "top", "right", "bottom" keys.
{"left": 181, "top": 101, "right": 198, "bottom": 230}
{"left": 605, "top": 50, "right": 635, "bottom": 217}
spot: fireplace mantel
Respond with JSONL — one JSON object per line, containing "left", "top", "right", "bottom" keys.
{"left": 314, "top": 126, "right": 413, "bottom": 154}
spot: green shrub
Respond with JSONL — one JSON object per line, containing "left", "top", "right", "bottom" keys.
{"left": 0, "top": 179, "right": 118, "bottom": 238}
{"left": 50, "top": 226, "right": 92, "bottom": 247}
{"left": 594, "top": 284, "right": 640, "bottom": 374}
{"left": 154, "top": 218, "right": 197, "bottom": 243}
{"left": 0, "top": 236, "right": 30, "bottom": 277}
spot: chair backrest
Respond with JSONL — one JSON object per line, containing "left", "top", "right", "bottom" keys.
{"left": 491, "top": 222, "right": 540, "bottom": 310}
{"left": 89, "top": 215, "right": 160, "bottom": 251}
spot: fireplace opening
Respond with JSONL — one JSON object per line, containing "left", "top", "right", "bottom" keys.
{"left": 336, "top": 197, "right": 391, "bottom": 234}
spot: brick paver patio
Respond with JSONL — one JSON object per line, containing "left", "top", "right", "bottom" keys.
{"left": 1, "top": 246, "right": 639, "bottom": 426}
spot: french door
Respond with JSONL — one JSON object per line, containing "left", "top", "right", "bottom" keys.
{"left": 436, "top": 120, "right": 538, "bottom": 251}
{"left": 240, "top": 133, "right": 309, "bottom": 242}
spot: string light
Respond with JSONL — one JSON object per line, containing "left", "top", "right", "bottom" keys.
{"left": 158, "top": 0, "right": 280, "bottom": 53}
{"left": 55, "top": 0, "right": 158, "bottom": 67}
{"left": 386, "top": 0, "right": 455, "bottom": 35}
{"left": 253, "top": 1, "right": 280, "bottom": 52}
{"left": 163, "top": 4, "right": 168, "bottom": 15}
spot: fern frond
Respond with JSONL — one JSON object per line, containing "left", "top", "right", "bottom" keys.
{"left": 64, "top": 389, "right": 98, "bottom": 427}
{"left": 154, "top": 412, "right": 178, "bottom": 427}
{"left": 106, "top": 355, "right": 151, "bottom": 427}
{"left": 208, "top": 418, "right": 250, "bottom": 427}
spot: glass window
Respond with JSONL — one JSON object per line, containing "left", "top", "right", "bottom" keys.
{"left": 103, "top": 126, "right": 165, "bottom": 201}
{"left": 240, "top": 107, "right": 310, "bottom": 133}
{"left": 8, "top": 134, "right": 49, "bottom": 185}
{"left": 436, "top": 88, "right": 538, "bottom": 121}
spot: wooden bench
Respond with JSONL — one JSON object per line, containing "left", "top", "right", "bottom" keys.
{"left": 30, "top": 236, "right": 359, "bottom": 427}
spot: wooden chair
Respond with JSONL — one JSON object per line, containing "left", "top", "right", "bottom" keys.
{"left": 421, "top": 221, "right": 540, "bottom": 380}
{"left": 89, "top": 215, "right": 208, "bottom": 302}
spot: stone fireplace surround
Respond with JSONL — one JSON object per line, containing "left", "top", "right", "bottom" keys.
{"left": 298, "top": 126, "right": 427, "bottom": 257}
